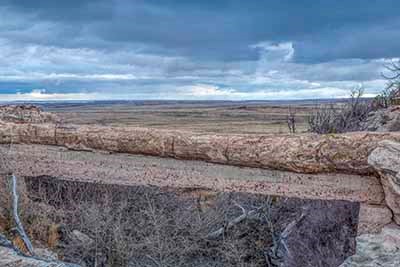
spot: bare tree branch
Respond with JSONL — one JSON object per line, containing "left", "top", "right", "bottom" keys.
{"left": 206, "top": 203, "right": 263, "bottom": 240}
{"left": 10, "top": 173, "right": 35, "bottom": 256}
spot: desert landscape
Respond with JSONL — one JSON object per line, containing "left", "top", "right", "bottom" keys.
{"left": 41, "top": 100, "right": 316, "bottom": 134}
{"left": 2, "top": 1, "right": 400, "bottom": 267}
{"left": 1, "top": 97, "right": 400, "bottom": 266}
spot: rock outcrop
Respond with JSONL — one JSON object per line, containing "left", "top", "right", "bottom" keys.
{"left": 369, "top": 140, "right": 400, "bottom": 224}
{"left": 362, "top": 106, "right": 400, "bottom": 132}
{"left": 0, "top": 105, "right": 58, "bottom": 124}
{"left": 339, "top": 224, "right": 400, "bottom": 267}
{"left": 1, "top": 121, "right": 400, "bottom": 175}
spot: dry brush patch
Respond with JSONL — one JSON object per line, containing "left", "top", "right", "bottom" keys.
{"left": 23, "top": 178, "right": 280, "bottom": 267}
{"left": 9, "top": 176, "right": 358, "bottom": 267}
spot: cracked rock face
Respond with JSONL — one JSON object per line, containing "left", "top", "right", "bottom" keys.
{"left": 369, "top": 140, "right": 400, "bottom": 224}
{"left": 339, "top": 225, "right": 400, "bottom": 267}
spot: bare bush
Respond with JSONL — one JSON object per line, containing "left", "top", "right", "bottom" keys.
{"left": 22, "top": 178, "right": 283, "bottom": 267}
{"left": 308, "top": 88, "right": 374, "bottom": 134}
{"left": 286, "top": 107, "right": 296, "bottom": 134}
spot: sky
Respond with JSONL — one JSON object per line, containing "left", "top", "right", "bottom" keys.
{"left": 0, "top": 0, "right": 399, "bottom": 101}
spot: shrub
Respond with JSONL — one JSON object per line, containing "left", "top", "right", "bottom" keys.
{"left": 308, "top": 88, "right": 373, "bottom": 134}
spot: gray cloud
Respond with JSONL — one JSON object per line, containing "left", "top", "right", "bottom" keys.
{"left": 0, "top": 0, "right": 399, "bottom": 100}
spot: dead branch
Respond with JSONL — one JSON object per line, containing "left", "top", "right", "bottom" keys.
{"left": 10, "top": 173, "right": 35, "bottom": 256}
{"left": 287, "top": 106, "right": 296, "bottom": 134}
{"left": 265, "top": 210, "right": 308, "bottom": 266}
{"left": 206, "top": 201, "right": 262, "bottom": 240}
{"left": 382, "top": 60, "right": 400, "bottom": 80}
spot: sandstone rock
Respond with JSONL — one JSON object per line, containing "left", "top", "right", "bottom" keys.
{"left": 1, "top": 121, "right": 400, "bottom": 175}
{"left": 0, "top": 105, "right": 58, "bottom": 124}
{"left": 362, "top": 106, "right": 400, "bottom": 132}
{"left": 368, "top": 140, "right": 400, "bottom": 224}
{"left": 358, "top": 204, "right": 393, "bottom": 235}
{"left": 339, "top": 224, "right": 400, "bottom": 267}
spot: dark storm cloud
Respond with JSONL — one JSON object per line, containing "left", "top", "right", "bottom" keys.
{"left": 3, "top": 0, "right": 400, "bottom": 61}
{"left": 0, "top": 0, "right": 399, "bottom": 100}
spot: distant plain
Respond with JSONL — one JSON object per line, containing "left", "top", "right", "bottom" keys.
{"left": 36, "top": 100, "right": 326, "bottom": 134}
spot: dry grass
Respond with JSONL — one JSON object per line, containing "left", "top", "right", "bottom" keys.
{"left": 44, "top": 102, "right": 314, "bottom": 134}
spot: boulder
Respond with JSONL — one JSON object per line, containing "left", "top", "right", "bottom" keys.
{"left": 368, "top": 140, "right": 400, "bottom": 224}
{"left": 362, "top": 106, "right": 400, "bottom": 132}
{"left": 339, "top": 224, "right": 400, "bottom": 267}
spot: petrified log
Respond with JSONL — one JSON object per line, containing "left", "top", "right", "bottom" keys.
{"left": 1, "top": 121, "right": 400, "bottom": 175}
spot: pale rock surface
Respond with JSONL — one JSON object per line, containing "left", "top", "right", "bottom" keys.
{"left": 340, "top": 224, "right": 400, "bottom": 267}
{"left": 363, "top": 106, "right": 400, "bottom": 132}
{"left": 358, "top": 204, "right": 393, "bottom": 235}
{"left": 34, "top": 248, "right": 59, "bottom": 261}
{"left": 368, "top": 140, "right": 400, "bottom": 224}
{"left": 0, "top": 245, "right": 80, "bottom": 267}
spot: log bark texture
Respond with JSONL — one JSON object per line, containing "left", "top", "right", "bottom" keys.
{"left": 1, "top": 121, "right": 400, "bottom": 175}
